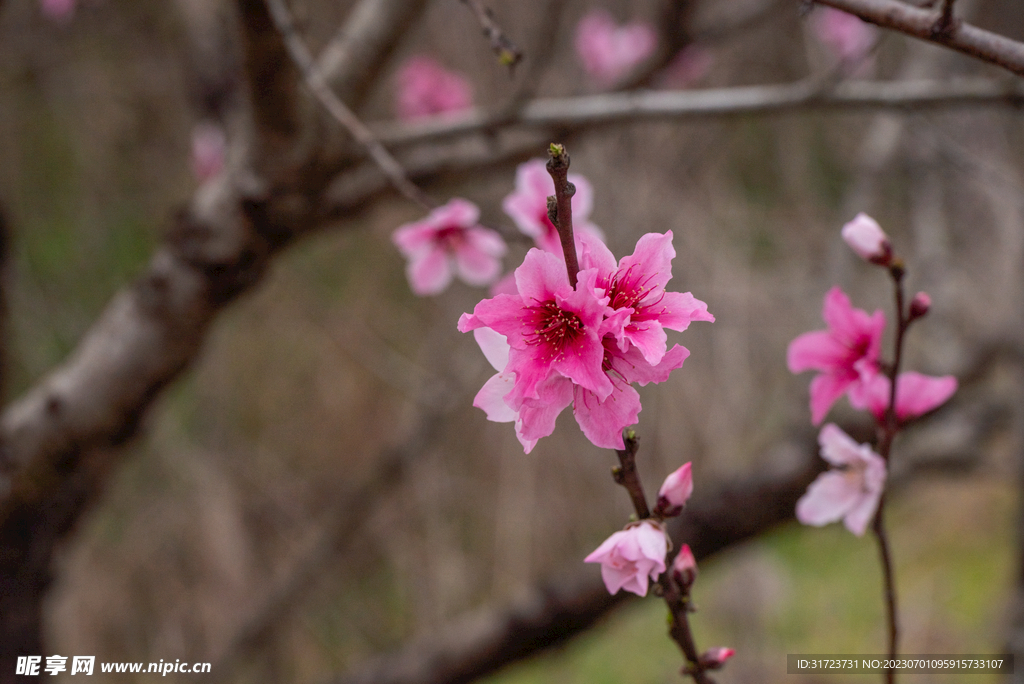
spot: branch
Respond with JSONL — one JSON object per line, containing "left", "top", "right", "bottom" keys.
{"left": 263, "top": 0, "right": 435, "bottom": 209}
{"left": 459, "top": 0, "right": 523, "bottom": 71}
{"left": 814, "top": 0, "right": 1024, "bottom": 77}
{"left": 373, "top": 77, "right": 1024, "bottom": 148}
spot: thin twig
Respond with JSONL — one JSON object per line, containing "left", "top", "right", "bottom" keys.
{"left": 544, "top": 143, "right": 580, "bottom": 288}
{"left": 263, "top": 0, "right": 435, "bottom": 209}
{"left": 459, "top": 0, "right": 523, "bottom": 72}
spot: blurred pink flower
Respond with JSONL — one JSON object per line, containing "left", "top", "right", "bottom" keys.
{"left": 656, "top": 462, "right": 694, "bottom": 517}
{"left": 788, "top": 286, "right": 885, "bottom": 425}
{"left": 190, "top": 121, "right": 227, "bottom": 182}
{"left": 41, "top": 0, "right": 75, "bottom": 22}
{"left": 811, "top": 7, "right": 877, "bottom": 65}
{"left": 395, "top": 56, "right": 473, "bottom": 121}
{"left": 502, "top": 159, "right": 605, "bottom": 254}
{"left": 909, "top": 291, "right": 931, "bottom": 319}
{"left": 797, "top": 423, "right": 886, "bottom": 536}
{"left": 656, "top": 46, "right": 713, "bottom": 89}
{"left": 851, "top": 371, "right": 957, "bottom": 423}
{"left": 575, "top": 10, "right": 657, "bottom": 86}
{"left": 585, "top": 521, "right": 667, "bottom": 596}
{"left": 392, "top": 198, "right": 506, "bottom": 296}
{"left": 841, "top": 213, "right": 892, "bottom": 265}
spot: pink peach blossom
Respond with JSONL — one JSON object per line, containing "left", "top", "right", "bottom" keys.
{"left": 909, "top": 291, "right": 931, "bottom": 319}
{"left": 502, "top": 159, "right": 605, "bottom": 255}
{"left": 656, "top": 462, "right": 693, "bottom": 517}
{"left": 701, "top": 647, "right": 736, "bottom": 669}
{"left": 584, "top": 521, "right": 667, "bottom": 596}
{"left": 788, "top": 286, "right": 885, "bottom": 424}
{"left": 797, "top": 423, "right": 887, "bottom": 536}
{"left": 392, "top": 199, "right": 506, "bottom": 296}
{"left": 671, "top": 543, "right": 697, "bottom": 589}
{"left": 575, "top": 10, "right": 657, "bottom": 86}
{"left": 41, "top": 0, "right": 75, "bottom": 22}
{"left": 851, "top": 371, "right": 957, "bottom": 423}
{"left": 811, "top": 7, "right": 877, "bottom": 65}
{"left": 190, "top": 121, "right": 227, "bottom": 182}
{"left": 841, "top": 213, "right": 892, "bottom": 265}
{"left": 395, "top": 56, "right": 473, "bottom": 121}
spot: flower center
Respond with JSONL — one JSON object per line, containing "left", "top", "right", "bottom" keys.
{"left": 435, "top": 225, "right": 465, "bottom": 249}
{"left": 523, "top": 300, "right": 584, "bottom": 358}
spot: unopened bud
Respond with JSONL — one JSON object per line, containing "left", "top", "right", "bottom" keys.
{"left": 909, "top": 291, "right": 931, "bottom": 320}
{"left": 699, "top": 647, "right": 736, "bottom": 670}
{"left": 841, "top": 213, "right": 892, "bottom": 266}
{"left": 655, "top": 462, "right": 693, "bottom": 518}
{"left": 671, "top": 544, "right": 698, "bottom": 590}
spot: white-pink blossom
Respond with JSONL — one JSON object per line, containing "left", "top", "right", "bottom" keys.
{"left": 796, "top": 424, "right": 887, "bottom": 536}
{"left": 575, "top": 10, "right": 657, "bottom": 86}
{"left": 841, "top": 213, "right": 892, "bottom": 265}
{"left": 392, "top": 199, "right": 506, "bottom": 296}
{"left": 656, "top": 462, "right": 693, "bottom": 517}
{"left": 584, "top": 521, "right": 667, "bottom": 596}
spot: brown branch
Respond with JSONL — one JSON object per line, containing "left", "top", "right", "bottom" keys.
{"left": 813, "top": 0, "right": 1024, "bottom": 77}
{"left": 459, "top": 0, "right": 523, "bottom": 71}
{"left": 263, "top": 0, "right": 435, "bottom": 209}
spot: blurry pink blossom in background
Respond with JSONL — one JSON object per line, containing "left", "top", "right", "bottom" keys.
{"left": 811, "top": 7, "right": 877, "bottom": 66}
{"left": 395, "top": 56, "right": 473, "bottom": 121}
{"left": 787, "top": 286, "right": 885, "bottom": 425}
{"left": 851, "top": 371, "right": 958, "bottom": 423}
{"left": 190, "top": 121, "right": 227, "bottom": 182}
{"left": 656, "top": 46, "right": 713, "bottom": 89}
{"left": 502, "top": 159, "right": 605, "bottom": 254}
{"left": 575, "top": 9, "right": 657, "bottom": 86}
{"left": 796, "top": 423, "right": 887, "bottom": 536}
{"left": 585, "top": 521, "right": 668, "bottom": 596}
{"left": 41, "top": 0, "right": 75, "bottom": 22}
{"left": 841, "top": 212, "right": 892, "bottom": 265}
{"left": 657, "top": 462, "right": 694, "bottom": 517}
{"left": 392, "top": 198, "right": 506, "bottom": 296}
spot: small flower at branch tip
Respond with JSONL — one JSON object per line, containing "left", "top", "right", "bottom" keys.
{"left": 585, "top": 521, "right": 668, "bottom": 596}
{"left": 699, "top": 647, "right": 736, "bottom": 670}
{"left": 787, "top": 286, "right": 885, "bottom": 425}
{"left": 841, "top": 213, "right": 892, "bottom": 266}
{"left": 395, "top": 56, "right": 473, "bottom": 122}
{"left": 655, "top": 462, "right": 693, "bottom": 518}
{"left": 796, "top": 423, "right": 886, "bottom": 536}
{"left": 393, "top": 198, "right": 506, "bottom": 296}
{"left": 671, "top": 543, "right": 697, "bottom": 590}
{"left": 575, "top": 10, "right": 657, "bottom": 86}
{"left": 909, "top": 291, "right": 931, "bottom": 320}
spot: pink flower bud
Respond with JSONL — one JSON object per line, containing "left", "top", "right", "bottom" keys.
{"left": 671, "top": 543, "right": 697, "bottom": 590}
{"left": 655, "top": 462, "right": 693, "bottom": 517}
{"left": 841, "top": 213, "right": 892, "bottom": 265}
{"left": 909, "top": 291, "right": 931, "bottom": 320}
{"left": 700, "top": 647, "right": 736, "bottom": 669}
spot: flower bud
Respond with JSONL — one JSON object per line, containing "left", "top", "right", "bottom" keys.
{"left": 699, "top": 647, "right": 736, "bottom": 670}
{"left": 841, "top": 213, "right": 892, "bottom": 265}
{"left": 909, "top": 291, "right": 931, "bottom": 320}
{"left": 671, "top": 543, "right": 698, "bottom": 590}
{"left": 655, "top": 462, "right": 693, "bottom": 518}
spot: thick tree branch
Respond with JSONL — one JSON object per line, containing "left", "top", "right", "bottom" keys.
{"left": 814, "top": 0, "right": 1024, "bottom": 77}
{"left": 373, "top": 77, "right": 1024, "bottom": 148}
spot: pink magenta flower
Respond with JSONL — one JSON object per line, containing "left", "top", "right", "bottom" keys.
{"left": 579, "top": 230, "right": 714, "bottom": 366}
{"left": 656, "top": 462, "right": 693, "bottom": 517}
{"left": 851, "top": 371, "right": 957, "bottom": 423}
{"left": 811, "top": 7, "right": 877, "bottom": 64}
{"left": 395, "top": 56, "right": 473, "bottom": 122}
{"left": 585, "top": 521, "right": 668, "bottom": 596}
{"left": 392, "top": 199, "right": 507, "bottom": 296}
{"left": 502, "top": 159, "right": 605, "bottom": 254}
{"left": 788, "top": 286, "right": 885, "bottom": 425}
{"left": 575, "top": 10, "right": 657, "bottom": 86}
{"left": 41, "top": 0, "right": 75, "bottom": 22}
{"left": 841, "top": 213, "right": 892, "bottom": 265}
{"left": 190, "top": 121, "right": 227, "bottom": 182}
{"left": 797, "top": 424, "right": 887, "bottom": 536}
{"left": 458, "top": 249, "right": 613, "bottom": 407}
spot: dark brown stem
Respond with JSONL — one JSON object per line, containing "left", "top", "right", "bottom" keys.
{"left": 545, "top": 143, "right": 580, "bottom": 288}
{"left": 932, "top": 0, "right": 957, "bottom": 37}
{"left": 459, "top": 0, "right": 523, "bottom": 71}
{"left": 612, "top": 432, "right": 651, "bottom": 520}
{"left": 873, "top": 504, "right": 898, "bottom": 684}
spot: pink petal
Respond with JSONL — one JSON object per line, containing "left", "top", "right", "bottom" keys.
{"left": 817, "top": 423, "right": 867, "bottom": 467}
{"left": 407, "top": 247, "right": 452, "bottom": 296}
{"left": 454, "top": 240, "right": 502, "bottom": 286}
{"left": 472, "top": 327, "right": 509, "bottom": 372}
{"left": 572, "top": 378, "right": 641, "bottom": 450}
{"left": 654, "top": 290, "right": 716, "bottom": 331}
{"left": 894, "top": 372, "right": 957, "bottom": 420}
{"left": 808, "top": 372, "right": 852, "bottom": 425}
{"left": 787, "top": 330, "right": 853, "bottom": 373}
{"left": 796, "top": 471, "right": 862, "bottom": 527}
{"left": 473, "top": 372, "right": 517, "bottom": 423}
{"left": 396, "top": 56, "right": 473, "bottom": 121}
{"left": 612, "top": 343, "right": 690, "bottom": 386}
{"left": 516, "top": 375, "right": 574, "bottom": 443}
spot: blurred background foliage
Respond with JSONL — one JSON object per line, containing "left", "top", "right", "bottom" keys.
{"left": 1, "top": 0, "right": 1023, "bottom": 682}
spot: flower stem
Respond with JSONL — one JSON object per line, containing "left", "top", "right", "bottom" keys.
{"left": 545, "top": 143, "right": 581, "bottom": 288}
{"left": 872, "top": 503, "right": 898, "bottom": 684}
{"left": 613, "top": 433, "right": 714, "bottom": 683}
